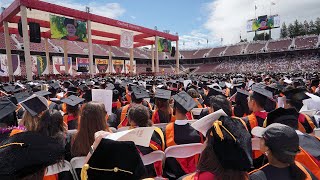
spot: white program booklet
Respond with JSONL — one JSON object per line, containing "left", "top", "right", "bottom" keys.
{"left": 191, "top": 109, "right": 227, "bottom": 137}
{"left": 105, "top": 127, "right": 155, "bottom": 147}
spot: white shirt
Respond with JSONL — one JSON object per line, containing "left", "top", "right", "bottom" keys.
{"left": 174, "top": 120, "right": 189, "bottom": 125}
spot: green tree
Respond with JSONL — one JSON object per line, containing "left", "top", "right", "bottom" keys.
{"left": 292, "top": 19, "right": 302, "bottom": 37}
{"left": 280, "top": 22, "right": 288, "bottom": 38}
{"left": 299, "top": 22, "right": 305, "bottom": 35}
{"left": 309, "top": 20, "right": 317, "bottom": 34}
{"left": 288, "top": 23, "right": 295, "bottom": 38}
{"left": 303, "top": 20, "right": 310, "bottom": 35}
{"left": 315, "top": 17, "right": 320, "bottom": 34}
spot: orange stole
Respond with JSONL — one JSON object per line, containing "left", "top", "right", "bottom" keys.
{"left": 247, "top": 114, "right": 262, "bottom": 159}
{"left": 117, "top": 105, "right": 130, "bottom": 128}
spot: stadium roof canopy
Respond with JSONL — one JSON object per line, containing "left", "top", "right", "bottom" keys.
{"left": 0, "top": 0, "right": 179, "bottom": 47}
{"left": 0, "top": 0, "right": 180, "bottom": 80}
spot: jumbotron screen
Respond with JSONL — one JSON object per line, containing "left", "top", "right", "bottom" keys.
{"left": 247, "top": 15, "right": 280, "bottom": 32}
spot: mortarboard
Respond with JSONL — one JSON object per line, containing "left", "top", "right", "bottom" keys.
{"left": 105, "top": 83, "right": 115, "bottom": 90}
{"left": 0, "top": 132, "right": 64, "bottom": 179}
{"left": 251, "top": 84, "right": 273, "bottom": 100}
{"left": 49, "top": 82, "right": 60, "bottom": 90}
{"left": 0, "top": 97, "right": 17, "bottom": 120}
{"left": 155, "top": 88, "right": 171, "bottom": 100}
{"left": 60, "top": 95, "right": 85, "bottom": 107}
{"left": 79, "top": 84, "right": 89, "bottom": 91}
{"left": 13, "top": 92, "right": 31, "bottom": 103}
{"left": 173, "top": 91, "right": 196, "bottom": 112}
{"left": 81, "top": 139, "right": 146, "bottom": 180}
{"left": 131, "top": 86, "right": 149, "bottom": 99}
{"left": 236, "top": 88, "right": 249, "bottom": 96}
{"left": 283, "top": 87, "right": 308, "bottom": 101}
{"left": 20, "top": 95, "right": 48, "bottom": 117}
{"left": 33, "top": 90, "right": 51, "bottom": 97}
{"left": 2, "top": 85, "right": 15, "bottom": 93}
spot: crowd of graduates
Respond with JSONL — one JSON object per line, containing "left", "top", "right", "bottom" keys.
{"left": 0, "top": 71, "right": 320, "bottom": 180}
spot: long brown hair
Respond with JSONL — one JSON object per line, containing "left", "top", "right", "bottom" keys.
{"left": 197, "top": 136, "right": 248, "bottom": 180}
{"left": 71, "top": 102, "right": 109, "bottom": 157}
{"left": 155, "top": 98, "right": 171, "bottom": 123}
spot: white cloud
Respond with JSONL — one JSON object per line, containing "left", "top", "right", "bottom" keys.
{"left": 1, "top": 0, "right": 125, "bottom": 19}
{"left": 204, "top": 0, "right": 320, "bottom": 45}
{"left": 178, "top": 30, "right": 220, "bottom": 50}
{"left": 130, "top": 16, "right": 136, "bottom": 20}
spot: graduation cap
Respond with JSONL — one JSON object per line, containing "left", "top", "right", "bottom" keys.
{"left": 155, "top": 88, "right": 171, "bottom": 100}
{"left": 173, "top": 91, "right": 196, "bottom": 112}
{"left": 79, "top": 84, "right": 89, "bottom": 91}
{"left": 81, "top": 139, "right": 146, "bottom": 180}
{"left": 131, "top": 86, "right": 149, "bottom": 99}
{"left": 283, "top": 87, "right": 308, "bottom": 101}
{"left": 236, "top": 88, "right": 249, "bottom": 96}
{"left": 20, "top": 95, "right": 48, "bottom": 117}
{"left": 105, "top": 83, "right": 115, "bottom": 90}
{"left": 0, "top": 97, "right": 17, "bottom": 120}
{"left": 251, "top": 84, "right": 273, "bottom": 100}
{"left": 2, "top": 85, "right": 15, "bottom": 93}
{"left": 33, "top": 90, "right": 51, "bottom": 97}
{"left": 60, "top": 95, "right": 85, "bottom": 107}
{"left": 207, "top": 115, "right": 253, "bottom": 171}
{"left": 14, "top": 92, "right": 31, "bottom": 103}
{"left": 0, "top": 132, "right": 65, "bottom": 179}
{"left": 49, "top": 82, "right": 60, "bottom": 90}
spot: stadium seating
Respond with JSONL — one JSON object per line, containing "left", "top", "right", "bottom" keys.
{"left": 246, "top": 41, "right": 266, "bottom": 54}
{"left": 295, "top": 35, "right": 318, "bottom": 50}
{"left": 224, "top": 43, "right": 247, "bottom": 56}
{"left": 267, "top": 39, "right": 292, "bottom": 52}
{"left": 193, "top": 48, "right": 211, "bottom": 59}
{"left": 207, "top": 47, "right": 227, "bottom": 57}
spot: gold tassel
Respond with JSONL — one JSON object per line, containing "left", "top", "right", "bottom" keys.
{"left": 81, "top": 164, "right": 89, "bottom": 180}
{"left": 213, "top": 121, "right": 224, "bottom": 140}
{"left": 263, "top": 118, "right": 267, "bottom": 128}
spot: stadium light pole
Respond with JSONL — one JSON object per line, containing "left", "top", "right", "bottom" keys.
{"left": 20, "top": 5, "right": 33, "bottom": 81}
{"left": 4, "top": 21, "right": 14, "bottom": 81}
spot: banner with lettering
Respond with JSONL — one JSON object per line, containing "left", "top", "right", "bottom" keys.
{"left": 112, "top": 60, "right": 125, "bottom": 73}
{"left": 95, "top": 59, "right": 109, "bottom": 73}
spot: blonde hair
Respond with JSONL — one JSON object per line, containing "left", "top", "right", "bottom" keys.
{"left": 20, "top": 111, "right": 40, "bottom": 131}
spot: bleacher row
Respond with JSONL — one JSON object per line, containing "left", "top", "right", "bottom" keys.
{"left": 1, "top": 33, "right": 319, "bottom": 60}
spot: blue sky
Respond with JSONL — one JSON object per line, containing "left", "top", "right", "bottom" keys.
{"left": 2, "top": 0, "right": 320, "bottom": 49}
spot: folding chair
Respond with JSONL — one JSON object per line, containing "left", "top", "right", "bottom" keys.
{"left": 45, "top": 160, "right": 75, "bottom": 180}
{"left": 70, "top": 156, "right": 86, "bottom": 180}
{"left": 164, "top": 143, "right": 204, "bottom": 159}
{"left": 153, "top": 123, "right": 168, "bottom": 129}
{"left": 140, "top": 151, "right": 166, "bottom": 180}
